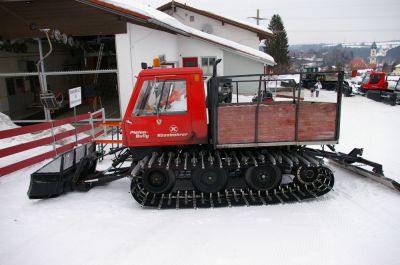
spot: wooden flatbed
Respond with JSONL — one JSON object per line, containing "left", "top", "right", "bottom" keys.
{"left": 217, "top": 101, "right": 337, "bottom": 147}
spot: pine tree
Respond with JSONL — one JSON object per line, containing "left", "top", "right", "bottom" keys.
{"left": 266, "top": 14, "right": 290, "bottom": 73}
{"left": 382, "top": 62, "right": 390, "bottom": 73}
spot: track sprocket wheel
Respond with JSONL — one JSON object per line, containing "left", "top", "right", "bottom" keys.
{"left": 142, "top": 168, "right": 175, "bottom": 194}
{"left": 192, "top": 168, "right": 227, "bottom": 193}
{"left": 295, "top": 166, "right": 319, "bottom": 184}
{"left": 245, "top": 165, "right": 282, "bottom": 191}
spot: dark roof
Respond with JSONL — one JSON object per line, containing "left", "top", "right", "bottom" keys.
{"left": 157, "top": 1, "right": 272, "bottom": 39}
{"left": 371, "top": 41, "right": 377, "bottom": 49}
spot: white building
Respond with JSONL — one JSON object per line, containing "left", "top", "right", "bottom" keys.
{"left": 0, "top": 0, "right": 275, "bottom": 120}
{"left": 96, "top": 0, "right": 275, "bottom": 114}
{"left": 158, "top": 1, "right": 272, "bottom": 50}
{"left": 394, "top": 64, "right": 400, "bottom": 76}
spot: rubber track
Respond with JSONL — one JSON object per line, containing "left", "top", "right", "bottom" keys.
{"left": 130, "top": 149, "right": 335, "bottom": 209}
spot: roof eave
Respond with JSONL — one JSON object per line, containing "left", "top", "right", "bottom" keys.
{"left": 77, "top": 0, "right": 149, "bottom": 22}
{"left": 190, "top": 35, "right": 275, "bottom": 66}
{"left": 158, "top": 1, "right": 273, "bottom": 38}
{"left": 77, "top": 0, "right": 190, "bottom": 36}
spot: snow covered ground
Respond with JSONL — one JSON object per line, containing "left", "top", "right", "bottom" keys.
{"left": 1, "top": 92, "right": 400, "bottom": 265}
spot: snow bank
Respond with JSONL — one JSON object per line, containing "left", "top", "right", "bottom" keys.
{"left": 1, "top": 92, "right": 400, "bottom": 265}
{"left": 0, "top": 112, "right": 19, "bottom": 131}
{"left": 232, "top": 94, "right": 253, "bottom": 102}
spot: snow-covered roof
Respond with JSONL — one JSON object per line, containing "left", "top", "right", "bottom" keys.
{"left": 157, "top": 1, "right": 273, "bottom": 38}
{"left": 86, "top": 0, "right": 275, "bottom": 65}
{"left": 395, "top": 64, "right": 400, "bottom": 68}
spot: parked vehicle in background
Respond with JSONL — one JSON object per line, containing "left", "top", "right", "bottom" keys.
{"left": 301, "top": 67, "right": 338, "bottom": 91}
{"left": 301, "top": 67, "right": 352, "bottom": 96}
{"left": 359, "top": 71, "right": 400, "bottom": 106}
{"left": 359, "top": 71, "right": 388, "bottom": 92}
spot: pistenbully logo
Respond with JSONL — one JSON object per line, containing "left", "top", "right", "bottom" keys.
{"left": 169, "top": 125, "right": 178, "bottom": 133}
{"left": 157, "top": 125, "right": 187, "bottom": 138}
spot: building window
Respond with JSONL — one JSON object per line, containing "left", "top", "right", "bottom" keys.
{"left": 201, "top": 57, "right": 216, "bottom": 76}
{"left": 190, "top": 15, "right": 195, "bottom": 22}
{"left": 182, "top": 57, "right": 198, "bottom": 67}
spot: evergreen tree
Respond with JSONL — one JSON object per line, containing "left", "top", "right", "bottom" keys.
{"left": 382, "top": 62, "right": 391, "bottom": 73}
{"left": 266, "top": 14, "right": 290, "bottom": 73}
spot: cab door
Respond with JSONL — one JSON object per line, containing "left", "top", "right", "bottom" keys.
{"left": 125, "top": 75, "right": 194, "bottom": 147}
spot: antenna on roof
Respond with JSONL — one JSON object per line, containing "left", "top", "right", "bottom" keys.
{"left": 247, "top": 9, "right": 268, "bottom": 25}
{"left": 171, "top": 0, "right": 176, "bottom": 12}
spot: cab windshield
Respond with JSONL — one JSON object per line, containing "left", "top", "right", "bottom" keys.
{"left": 361, "top": 73, "right": 370, "bottom": 84}
{"left": 133, "top": 79, "right": 187, "bottom": 116}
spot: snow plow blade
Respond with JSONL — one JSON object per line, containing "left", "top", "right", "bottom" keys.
{"left": 28, "top": 143, "right": 99, "bottom": 199}
{"left": 305, "top": 147, "right": 400, "bottom": 193}
{"left": 329, "top": 159, "right": 400, "bottom": 192}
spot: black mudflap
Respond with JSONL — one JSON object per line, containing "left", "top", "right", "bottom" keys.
{"left": 28, "top": 142, "right": 97, "bottom": 199}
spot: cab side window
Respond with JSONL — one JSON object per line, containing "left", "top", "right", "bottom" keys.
{"left": 370, "top": 74, "right": 381, "bottom": 85}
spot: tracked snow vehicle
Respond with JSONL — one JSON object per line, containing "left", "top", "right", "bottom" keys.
{"left": 28, "top": 60, "right": 394, "bottom": 208}
{"left": 358, "top": 71, "right": 400, "bottom": 106}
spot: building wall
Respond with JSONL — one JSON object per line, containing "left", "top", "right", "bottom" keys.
{"left": 116, "top": 23, "right": 179, "bottom": 114}
{"left": 167, "top": 8, "right": 260, "bottom": 49}
{"left": 177, "top": 35, "right": 223, "bottom": 76}
{"left": 223, "top": 50, "right": 264, "bottom": 94}
{"left": 115, "top": 33, "right": 132, "bottom": 119}
{"left": 115, "top": 22, "right": 266, "bottom": 115}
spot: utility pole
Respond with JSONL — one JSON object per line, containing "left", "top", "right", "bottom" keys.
{"left": 247, "top": 9, "right": 268, "bottom": 25}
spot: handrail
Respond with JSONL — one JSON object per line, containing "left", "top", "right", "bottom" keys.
{"left": 0, "top": 109, "right": 106, "bottom": 176}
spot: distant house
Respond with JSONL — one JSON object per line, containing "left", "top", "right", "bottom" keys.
{"left": 349, "top": 58, "right": 368, "bottom": 70}
{"left": 395, "top": 64, "right": 400, "bottom": 76}
{"left": 158, "top": 1, "right": 272, "bottom": 50}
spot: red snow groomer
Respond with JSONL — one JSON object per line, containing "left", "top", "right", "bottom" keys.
{"left": 359, "top": 71, "right": 400, "bottom": 106}
{"left": 28, "top": 60, "right": 398, "bottom": 209}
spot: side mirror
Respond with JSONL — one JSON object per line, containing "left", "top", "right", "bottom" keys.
{"left": 141, "top": 62, "right": 148, "bottom": 70}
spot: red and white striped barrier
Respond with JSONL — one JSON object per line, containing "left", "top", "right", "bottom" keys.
{"left": 0, "top": 109, "right": 106, "bottom": 176}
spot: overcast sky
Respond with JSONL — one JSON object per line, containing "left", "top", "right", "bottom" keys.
{"left": 136, "top": 0, "right": 400, "bottom": 45}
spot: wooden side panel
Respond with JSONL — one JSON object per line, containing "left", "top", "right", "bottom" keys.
{"left": 217, "top": 103, "right": 296, "bottom": 144}
{"left": 298, "top": 102, "right": 337, "bottom": 141}
{"left": 217, "top": 102, "right": 337, "bottom": 145}
{"left": 218, "top": 105, "right": 256, "bottom": 144}
{"left": 258, "top": 104, "right": 296, "bottom": 142}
